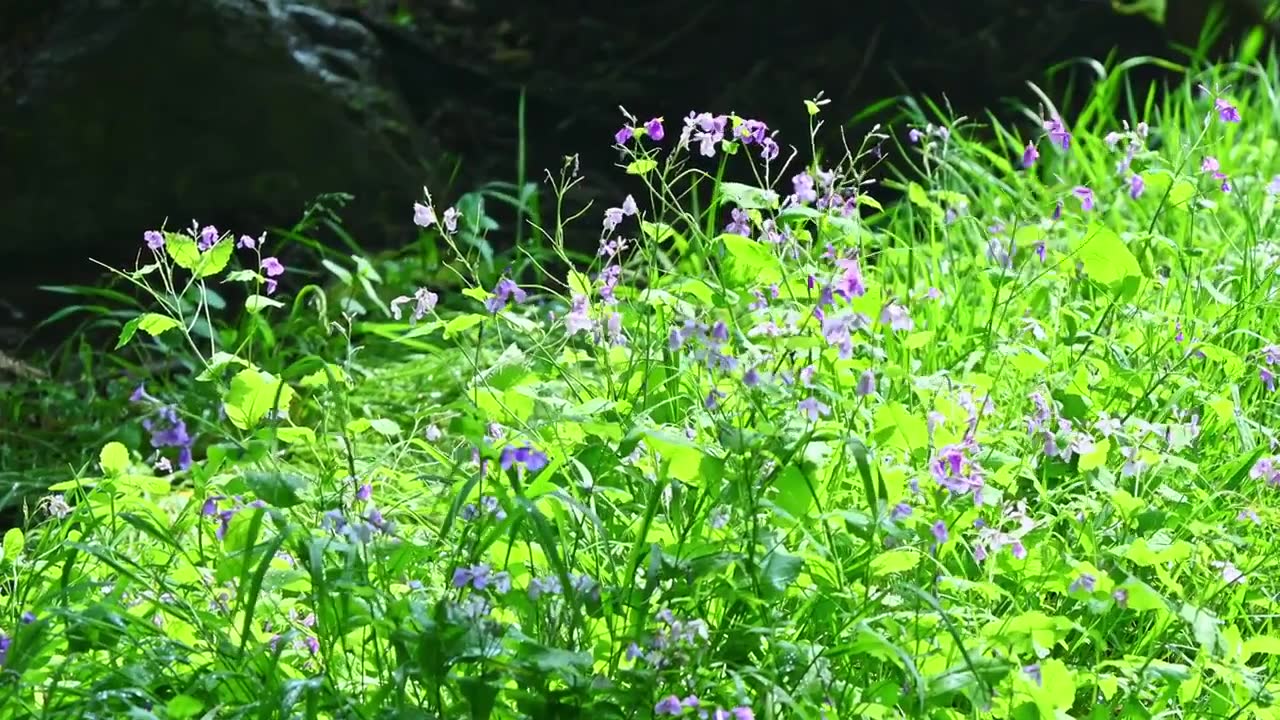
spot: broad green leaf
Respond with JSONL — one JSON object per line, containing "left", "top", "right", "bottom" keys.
{"left": 165, "top": 232, "right": 202, "bottom": 270}
{"left": 984, "top": 611, "right": 1073, "bottom": 655}
{"left": 870, "top": 548, "right": 921, "bottom": 577}
{"left": 116, "top": 313, "right": 181, "bottom": 348}
{"left": 718, "top": 233, "right": 782, "bottom": 284}
{"left": 903, "top": 331, "right": 935, "bottom": 350}
{"left": 165, "top": 695, "right": 204, "bottom": 720}
{"left": 1071, "top": 224, "right": 1142, "bottom": 297}
{"left": 370, "top": 418, "right": 402, "bottom": 436}
{"left": 3, "top": 528, "right": 24, "bottom": 560}
{"left": 444, "top": 313, "right": 486, "bottom": 339}
{"left": 1244, "top": 635, "right": 1280, "bottom": 656}
{"left": 223, "top": 368, "right": 295, "bottom": 430}
{"left": 195, "top": 238, "right": 233, "bottom": 279}
{"left": 759, "top": 550, "right": 804, "bottom": 597}
{"left": 718, "top": 182, "right": 780, "bottom": 210}
{"left": 872, "top": 403, "right": 928, "bottom": 452}
{"left": 643, "top": 431, "right": 722, "bottom": 486}
{"left": 907, "top": 182, "right": 931, "bottom": 209}
{"left": 244, "top": 294, "right": 284, "bottom": 313}
{"left": 626, "top": 158, "right": 658, "bottom": 175}
{"left": 243, "top": 471, "right": 306, "bottom": 508}
{"left": 100, "top": 442, "right": 130, "bottom": 477}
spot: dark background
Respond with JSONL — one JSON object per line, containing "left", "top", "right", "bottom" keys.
{"left": 0, "top": 0, "right": 1271, "bottom": 348}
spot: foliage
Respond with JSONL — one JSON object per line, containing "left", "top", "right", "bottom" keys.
{"left": 5, "top": 53, "right": 1280, "bottom": 720}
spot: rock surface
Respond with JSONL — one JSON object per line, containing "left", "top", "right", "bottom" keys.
{"left": 0, "top": 0, "right": 431, "bottom": 274}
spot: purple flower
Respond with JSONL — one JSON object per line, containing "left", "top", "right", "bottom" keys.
{"left": 1043, "top": 116, "right": 1071, "bottom": 150}
{"left": 1213, "top": 560, "right": 1245, "bottom": 584}
{"left": 1215, "top": 97, "right": 1241, "bottom": 123}
{"left": 1024, "top": 663, "right": 1042, "bottom": 686}
{"left": 856, "top": 369, "right": 875, "bottom": 398}
{"left": 1072, "top": 186, "right": 1095, "bottom": 211}
{"left": 1268, "top": 175, "right": 1280, "bottom": 195}
{"left": 1238, "top": 507, "right": 1261, "bottom": 524}
{"left": 1052, "top": 201, "right": 1063, "bottom": 221}
{"left": 1070, "top": 573, "right": 1096, "bottom": 593}
{"left": 792, "top": 172, "right": 817, "bottom": 204}
{"left": 1010, "top": 540, "right": 1027, "bottom": 559}
{"left": 1262, "top": 367, "right": 1276, "bottom": 392}
{"left": 261, "top": 257, "right": 285, "bottom": 278}
{"left": 1021, "top": 142, "right": 1039, "bottom": 168}
{"left": 1129, "top": 174, "right": 1145, "bottom": 199}
{"left": 908, "top": 128, "right": 924, "bottom": 144}
{"left": 390, "top": 287, "right": 439, "bottom": 324}
{"left": 705, "top": 389, "right": 724, "bottom": 410}
{"left": 655, "top": 696, "right": 684, "bottom": 715}
{"left": 1201, "top": 156, "right": 1222, "bottom": 174}
{"left": 761, "top": 137, "right": 779, "bottom": 161}
{"left": 732, "top": 708, "right": 754, "bottom": 720}
{"left": 615, "top": 125, "right": 634, "bottom": 145}
{"left": 879, "top": 302, "right": 914, "bottom": 332}
{"left": 798, "top": 396, "right": 830, "bottom": 422}
{"left": 931, "top": 520, "right": 948, "bottom": 544}
{"left": 485, "top": 277, "right": 527, "bottom": 313}
{"left": 565, "top": 294, "right": 593, "bottom": 336}
{"left": 725, "top": 208, "right": 752, "bottom": 236}
{"left": 198, "top": 225, "right": 221, "bottom": 251}
{"left": 238, "top": 233, "right": 262, "bottom": 249}
{"left": 1113, "top": 588, "right": 1129, "bottom": 608}
{"left": 891, "top": 502, "right": 912, "bottom": 521}
{"left": 833, "top": 256, "right": 866, "bottom": 299}
{"left": 929, "top": 444, "right": 985, "bottom": 501}
{"left": 442, "top": 207, "right": 459, "bottom": 234}
{"left": 645, "top": 117, "right": 665, "bottom": 141}
{"left": 413, "top": 202, "right": 437, "bottom": 228}
{"left": 356, "top": 483, "right": 372, "bottom": 502}
{"left": 144, "top": 230, "right": 165, "bottom": 250}
{"left": 500, "top": 445, "right": 549, "bottom": 473}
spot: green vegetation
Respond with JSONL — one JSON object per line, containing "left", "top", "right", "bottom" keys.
{"left": 4, "top": 52, "right": 1280, "bottom": 719}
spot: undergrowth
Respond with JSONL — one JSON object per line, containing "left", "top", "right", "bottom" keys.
{"left": 3, "top": 50, "right": 1280, "bottom": 720}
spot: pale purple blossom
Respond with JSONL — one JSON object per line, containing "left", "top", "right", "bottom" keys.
{"left": 1021, "top": 142, "right": 1039, "bottom": 168}
{"left": 144, "top": 230, "right": 165, "bottom": 250}
{"left": 413, "top": 202, "right": 437, "bottom": 228}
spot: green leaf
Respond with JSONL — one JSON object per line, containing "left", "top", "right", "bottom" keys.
{"left": 902, "top": 330, "right": 935, "bottom": 350}
{"left": 370, "top": 418, "right": 402, "bottom": 437}
{"left": 116, "top": 313, "right": 181, "bottom": 348}
{"left": 165, "top": 695, "right": 204, "bottom": 720}
{"left": 165, "top": 232, "right": 202, "bottom": 271}
{"left": 870, "top": 548, "right": 921, "bottom": 577}
{"left": 907, "top": 182, "right": 931, "bottom": 209}
{"left": 1244, "top": 635, "right": 1280, "bottom": 656}
{"left": 718, "top": 182, "right": 780, "bottom": 210}
{"left": 444, "top": 313, "right": 486, "bottom": 339}
{"left": 244, "top": 294, "right": 285, "bottom": 313}
{"left": 759, "top": 550, "right": 804, "bottom": 597}
{"left": 643, "top": 431, "right": 722, "bottom": 486}
{"left": 243, "top": 471, "right": 306, "bottom": 508}
{"left": 3, "top": 528, "right": 24, "bottom": 560}
{"left": 718, "top": 233, "right": 782, "bottom": 284}
{"left": 99, "top": 442, "right": 130, "bottom": 477}
{"left": 223, "top": 368, "right": 296, "bottom": 431}
{"left": 872, "top": 403, "right": 928, "bottom": 452}
{"left": 626, "top": 158, "right": 658, "bottom": 175}
{"left": 195, "top": 238, "right": 233, "bottom": 279}
{"left": 1071, "top": 224, "right": 1142, "bottom": 297}
{"left": 804, "top": 99, "right": 821, "bottom": 116}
